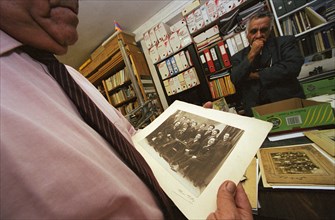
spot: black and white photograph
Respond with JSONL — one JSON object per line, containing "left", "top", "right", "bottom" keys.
{"left": 132, "top": 101, "right": 272, "bottom": 219}
{"left": 142, "top": 110, "right": 244, "bottom": 196}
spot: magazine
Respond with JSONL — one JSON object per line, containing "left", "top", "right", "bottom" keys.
{"left": 132, "top": 100, "right": 272, "bottom": 219}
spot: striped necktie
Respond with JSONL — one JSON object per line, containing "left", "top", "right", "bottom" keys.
{"left": 22, "top": 46, "right": 184, "bottom": 219}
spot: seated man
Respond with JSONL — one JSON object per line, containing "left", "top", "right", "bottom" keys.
{"left": 0, "top": 1, "right": 253, "bottom": 219}
{"left": 230, "top": 11, "right": 305, "bottom": 116}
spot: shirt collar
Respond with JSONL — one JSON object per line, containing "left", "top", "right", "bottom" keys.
{"left": 0, "top": 29, "right": 23, "bottom": 56}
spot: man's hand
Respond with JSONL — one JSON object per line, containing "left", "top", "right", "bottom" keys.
{"left": 248, "top": 71, "right": 260, "bottom": 80}
{"left": 248, "top": 39, "right": 264, "bottom": 62}
{"left": 203, "top": 101, "right": 213, "bottom": 109}
{"left": 207, "top": 180, "right": 253, "bottom": 220}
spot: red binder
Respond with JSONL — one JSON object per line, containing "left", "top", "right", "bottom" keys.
{"left": 203, "top": 48, "right": 216, "bottom": 73}
{"left": 217, "top": 41, "right": 231, "bottom": 68}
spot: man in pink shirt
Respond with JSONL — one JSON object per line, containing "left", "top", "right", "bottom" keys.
{"left": 0, "top": 1, "right": 252, "bottom": 219}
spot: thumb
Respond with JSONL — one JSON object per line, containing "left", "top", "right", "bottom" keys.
{"left": 207, "top": 181, "right": 237, "bottom": 219}
{"left": 218, "top": 180, "right": 237, "bottom": 205}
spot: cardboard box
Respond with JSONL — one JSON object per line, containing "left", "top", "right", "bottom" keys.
{"left": 170, "top": 18, "right": 187, "bottom": 33}
{"left": 194, "top": 8, "right": 205, "bottom": 30}
{"left": 143, "top": 31, "right": 152, "bottom": 49}
{"left": 164, "top": 38, "right": 173, "bottom": 56}
{"left": 193, "top": 25, "right": 219, "bottom": 44}
{"left": 155, "top": 22, "right": 171, "bottom": 42}
{"left": 157, "top": 41, "right": 168, "bottom": 59}
{"left": 182, "top": 0, "right": 201, "bottom": 16}
{"left": 200, "top": 5, "right": 211, "bottom": 25}
{"left": 149, "top": 28, "right": 158, "bottom": 46}
{"left": 185, "top": 12, "right": 197, "bottom": 34}
{"left": 206, "top": 0, "right": 219, "bottom": 22}
{"left": 252, "top": 98, "right": 335, "bottom": 134}
{"left": 149, "top": 46, "right": 160, "bottom": 63}
{"left": 301, "top": 76, "right": 335, "bottom": 98}
{"left": 169, "top": 32, "right": 182, "bottom": 53}
{"left": 178, "top": 26, "right": 192, "bottom": 48}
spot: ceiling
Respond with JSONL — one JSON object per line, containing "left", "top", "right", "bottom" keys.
{"left": 57, "top": 0, "right": 172, "bottom": 69}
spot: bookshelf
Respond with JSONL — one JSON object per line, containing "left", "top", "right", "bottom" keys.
{"left": 189, "top": 0, "right": 269, "bottom": 108}
{"left": 153, "top": 43, "right": 212, "bottom": 106}
{"left": 269, "top": 0, "right": 335, "bottom": 57}
{"left": 79, "top": 32, "right": 163, "bottom": 128}
{"left": 141, "top": 0, "right": 270, "bottom": 110}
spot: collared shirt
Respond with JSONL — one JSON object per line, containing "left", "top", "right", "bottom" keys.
{"left": 0, "top": 30, "right": 163, "bottom": 219}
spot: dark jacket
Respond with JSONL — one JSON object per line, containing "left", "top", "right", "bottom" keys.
{"left": 230, "top": 35, "right": 305, "bottom": 116}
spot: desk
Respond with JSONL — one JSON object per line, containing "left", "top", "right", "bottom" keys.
{"left": 253, "top": 136, "right": 335, "bottom": 220}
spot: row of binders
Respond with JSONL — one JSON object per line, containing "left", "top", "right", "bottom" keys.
{"left": 104, "top": 68, "right": 129, "bottom": 92}
{"left": 199, "top": 40, "right": 232, "bottom": 74}
{"left": 298, "top": 27, "right": 335, "bottom": 56}
{"left": 224, "top": 30, "right": 249, "bottom": 56}
{"left": 208, "top": 75, "right": 236, "bottom": 99}
{"left": 157, "top": 50, "right": 192, "bottom": 80}
{"left": 163, "top": 68, "right": 200, "bottom": 96}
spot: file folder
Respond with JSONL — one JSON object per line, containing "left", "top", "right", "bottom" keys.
{"left": 203, "top": 48, "right": 216, "bottom": 73}
{"left": 157, "top": 62, "right": 170, "bottom": 80}
{"left": 210, "top": 46, "right": 222, "bottom": 71}
{"left": 217, "top": 41, "right": 231, "bottom": 68}
{"left": 199, "top": 51, "right": 210, "bottom": 74}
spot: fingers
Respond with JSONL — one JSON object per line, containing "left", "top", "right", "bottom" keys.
{"left": 217, "top": 180, "right": 237, "bottom": 210}
{"left": 251, "top": 39, "right": 264, "bottom": 53}
{"left": 207, "top": 181, "right": 237, "bottom": 220}
{"left": 207, "top": 181, "right": 253, "bottom": 220}
{"left": 235, "top": 183, "right": 253, "bottom": 212}
{"left": 203, "top": 101, "right": 213, "bottom": 109}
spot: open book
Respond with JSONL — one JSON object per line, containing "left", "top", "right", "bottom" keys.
{"left": 132, "top": 101, "right": 272, "bottom": 219}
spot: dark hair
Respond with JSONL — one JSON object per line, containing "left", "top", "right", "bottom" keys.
{"left": 246, "top": 10, "right": 274, "bottom": 32}
{"left": 252, "top": 10, "right": 274, "bottom": 19}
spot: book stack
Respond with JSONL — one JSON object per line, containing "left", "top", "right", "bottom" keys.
{"left": 315, "top": 0, "right": 335, "bottom": 22}
{"left": 298, "top": 28, "right": 335, "bottom": 56}
{"left": 104, "top": 68, "right": 130, "bottom": 91}
{"left": 280, "top": 7, "right": 327, "bottom": 36}
{"left": 208, "top": 74, "right": 235, "bottom": 99}
{"left": 110, "top": 85, "right": 135, "bottom": 106}
{"left": 117, "top": 101, "right": 139, "bottom": 116}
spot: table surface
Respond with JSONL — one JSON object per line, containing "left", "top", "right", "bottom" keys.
{"left": 253, "top": 135, "right": 335, "bottom": 220}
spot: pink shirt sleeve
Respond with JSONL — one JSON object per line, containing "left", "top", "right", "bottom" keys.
{"left": 0, "top": 30, "right": 163, "bottom": 219}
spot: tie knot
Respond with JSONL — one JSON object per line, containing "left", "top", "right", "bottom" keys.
{"left": 21, "top": 45, "right": 58, "bottom": 66}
